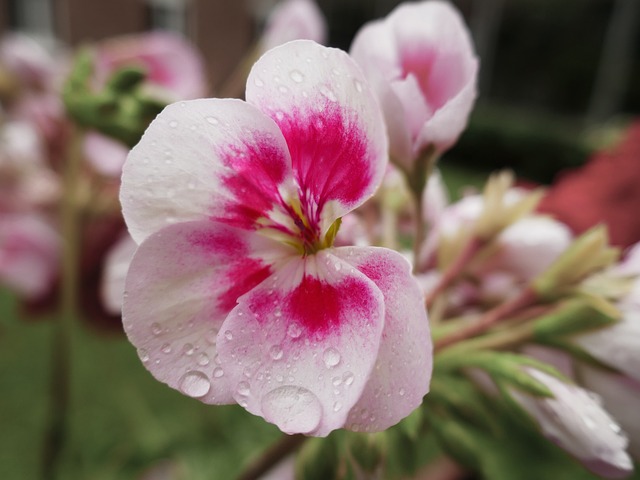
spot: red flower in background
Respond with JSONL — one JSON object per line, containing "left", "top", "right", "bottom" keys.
{"left": 539, "top": 122, "right": 640, "bottom": 249}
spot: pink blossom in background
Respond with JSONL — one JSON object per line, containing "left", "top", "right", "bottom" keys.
{"left": 120, "top": 40, "right": 432, "bottom": 436}
{"left": 260, "top": 0, "right": 327, "bottom": 52}
{"left": 350, "top": 0, "right": 478, "bottom": 171}
{"left": 0, "top": 213, "right": 60, "bottom": 299}
{"left": 0, "top": 33, "right": 59, "bottom": 90}
{"left": 86, "top": 32, "right": 209, "bottom": 177}
{"left": 94, "top": 31, "right": 207, "bottom": 101}
{"left": 508, "top": 368, "right": 632, "bottom": 478}
{"left": 0, "top": 120, "right": 59, "bottom": 211}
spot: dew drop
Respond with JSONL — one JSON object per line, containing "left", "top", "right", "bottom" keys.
{"left": 354, "top": 79, "right": 363, "bottom": 92}
{"left": 204, "top": 328, "right": 219, "bottom": 344}
{"left": 254, "top": 77, "right": 264, "bottom": 87}
{"left": 236, "top": 381, "right": 250, "bottom": 396}
{"left": 270, "top": 345, "right": 284, "bottom": 360}
{"left": 213, "top": 367, "right": 224, "bottom": 378}
{"left": 224, "top": 330, "right": 233, "bottom": 340}
{"left": 287, "top": 323, "right": 302, "bottom": 339}
{"left": 206, "top": 116, "right": 219, "bottom": 125}
{"left": 138, "top": 348, "right": 149, "bottom": 363}
{"left": 168, "top": 120, "right": 178, "bottom": 128}
{"left": 187, "top": 181, "right": 196, "bottom": 190}
{"left": 161, "top": 343, "right": 172, "bottom": 354}
{"left": 151, "top": 322, "right": 162, "bottom": 335}
{"left": 275, "top": 111, "right": 285, "bottom": 121}
{"left": 182, "top": 343, "right": 195, "bottom": 356}
{"left": 334, "top": 261, "right": 342, "bottom": 271}
{"left": 333, "top": 401, "right": 342, "bottom": 412}
{"left": 289, "top": 70, "right": 304, "bottom": 83}
{"left": 197, "top": 353, "right": 210, "bottom": 366}
{"left": 179, "top": 371, "right": 211, "bottom": 398}
{"left": 332, "top": 376, "right": 342, "bottom": 387}
{"left": 343, "top": 372, "right": 354, "bottom": 386}
{"left": 261, "top": 386, "right": 322, "bottom": 434}
{"left": 278, "top": 85, "right": 289, "bottom": 93}
{"left": 319, "top": 86, "right": 337, "bottom": 102}
{"left": 399, "top": 388, "right": 406, "bottom": 397}
{"left": 323, "top": 347, "right": 341, "bottom": 368}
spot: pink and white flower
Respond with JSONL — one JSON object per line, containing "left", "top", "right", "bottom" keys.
{"left": 0, "top": 213, "right": 60, "bottom": 299}
{"left": 508, "top": 367, "right": 632, "bottom": 478}
{"left": 350, "top": 1, "right": 478, "bottom": 171}
{"left": 120, "top": 40, "right": 432, "bottom": 436}
{"left": 260, "top": 0, "right": 327, "bottom": 52}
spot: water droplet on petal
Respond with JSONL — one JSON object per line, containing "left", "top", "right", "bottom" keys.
{"left": 278, "top": 85, "right": 288, "bottom": 93}
{"left": 332, "top": 376, "right": 342, "bottom": 386}
{"left": 319, "top": 86, "right": 337, "bottom": 102}
{"left": 205, "top": 328, "right": 219, "bottom": 344}
{"left": 179, "top": 371, "right": 210, "bottom": 398}
{"left": 151, "top": 323, "right": 162, "bottom": 335}
{"left": 182, "top": 343, "right": 195, "bottom": 356}
{"left": 261, "top": 386, "right": 322, "bottom": 434}
{"left": 399, "top": 388, "right": 406, "bottom": 397}
{"left": 254, "top": 77, "right": 264, "bottom": 87}
{"left": 161, "top": 343, "right": 172, "bottom": 354}
{"left": 138, "top": 348, "right": 149, "bottom": 362}
{"left": 323, "top": 347, "right": 341, "bottom": 368}
{"left": 354, "top": 79, "right": 363, "bottom": 92}
{"left": 333, "top": 401, "right": 342, "bottom": 412}
{"left": 343, "top": 372, "right": 354, "bottom": 386}
{"left": 334, "top": 261, "right": 342, "bottom": 271}
{"left": 287, "top": 323, "right": 302, "bottom": 339}
{"left": 169, "top": 120, "right": 178, "bottom": 128}
{"left": 289, "top": 70, "right": 304, "bottom": 83}
{"left": 224, "top": 330, "right": 233, "bottom": 340}
{"left": 237, "top": 381, "right": 250, "bottom": 396}
{"left": 197, "top": 353, "right": 210, "bottom": 366}
{"left": 206, "top": 116, "right": 219, "bottom": 125}
{"left": 213, "top": 367, "right": 224, "bottom": 378}
{"left": 270, "top": 345, "right": 284, "bottom": 360}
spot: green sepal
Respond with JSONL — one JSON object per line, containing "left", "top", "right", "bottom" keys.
{"left": 347, "top": 432, "right": 387, "bottom": 476}
{"left": 533, "top": 298, "right": 618, "bottom": 340}
{"left": 436, "top": 350, "right": 567, "bottom": 397}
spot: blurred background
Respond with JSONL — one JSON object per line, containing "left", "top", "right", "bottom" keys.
{"left": 2, "top": 0, "right": 639, "bottom": 181}
{"left": 0, "top": 0, "right": 639, "bottom": 479}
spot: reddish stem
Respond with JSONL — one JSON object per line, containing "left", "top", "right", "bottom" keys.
{"left": 425, "top": 236, "right": 486, "bottom": 309}
{"left": 434, "top": 286, "right": 538, "bottom": 352}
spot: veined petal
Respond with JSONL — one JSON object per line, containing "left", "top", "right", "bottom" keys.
{"left": 216, "top": 251, "right": 386, "bottom": 436}
{"left": 246, "top": 40, "right": 388, "bottom": 233}
{"left": 334, "top": 246, "right": 432, "bottom": 431}
{"left": 122, "top": 221, "right": 293, "bottom": 404}
{"left": 121, "top": 98, "right": 297, "bottom": 243}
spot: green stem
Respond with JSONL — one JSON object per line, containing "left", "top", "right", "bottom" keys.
{"left": 434, "top": 286, "right": 538, "bottom": 352}
{"left": 236, "top": 434, "right": 307, "bottom": 480}
{"left": 42, "top": 125, "right": 83, "bottom": 479}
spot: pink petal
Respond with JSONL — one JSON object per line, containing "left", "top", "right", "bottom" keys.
{"left": 95, "top": 32, "right": 207, "bottom": 100}
{"left": 0, "top": 213, "right": 59, "bottom": 299}
{"left": 333, "top": 246, "right": 432, "bottom": 431}
{"left": 121, "top": 98, "right": 297, "bottom": 244}
{"left": 246, "top": 40, "right": 388, "bottom": 230}
{"left": 122, "top": 221, "right": 292, "bottom": 404}
{"left": 216, "top": 251, "right": 386, "bottom": 436}
{"left": 260, "top": 0, "right": 327, "bottom": 52}
{"left": 350, "top": 1, "right": 478, "bottom": 166}
{"left": 83, "top": 131, "right": 129, "bottom": 177}
{"left": 101, "top": 232, "right": 138, "bottom": 315}
{"left": 580, "top": 364, "right": 640, "bottom": 461}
